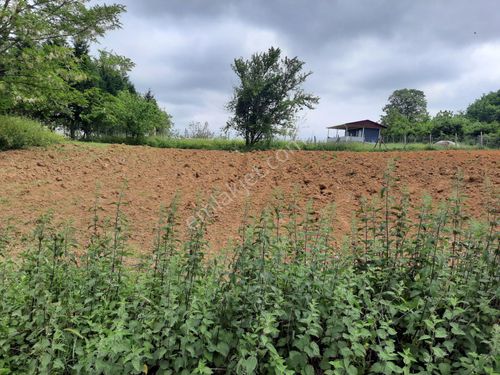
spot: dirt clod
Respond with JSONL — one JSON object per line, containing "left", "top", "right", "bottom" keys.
{"left": 0, "top": 145, "right": 498, "bottom": 253}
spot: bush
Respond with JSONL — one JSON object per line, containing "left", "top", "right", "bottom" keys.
{"left": 0, "top": 115, "right": 64, "bottom": 151}
{"left": 0, "top": 178, "right": 498, "bottom": 374}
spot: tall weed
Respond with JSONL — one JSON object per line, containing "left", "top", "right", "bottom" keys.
{"left": 0, "top": 182, "right": 498, "bottom": 374}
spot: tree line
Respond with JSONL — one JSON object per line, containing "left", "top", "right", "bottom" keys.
{"left": 0, "top": 0, "right": 172, "bottom": 141}
{"left": 0, "top": 1, "right": 497, "bottom": 147}
{"left": 381, "top": 89, "right": 500, "bottom": 145}
{"left": 226, "top": 50, "right": 499, "bottom": 146}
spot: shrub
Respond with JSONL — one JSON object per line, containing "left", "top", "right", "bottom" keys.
{"left": 0, "top": 115, "right": 64, "bottom": 151}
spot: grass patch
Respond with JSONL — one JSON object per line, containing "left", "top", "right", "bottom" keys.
{"left": 0, "top": 115, "right": 64, "bottom": 151}
{"left": 87, "top": 135, "right": 481, "bottom": 152}
{"left": 0, "top": 179, "right": 498, "bottom": 374}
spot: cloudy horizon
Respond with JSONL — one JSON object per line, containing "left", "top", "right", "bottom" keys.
{"left": 94, "top": 0, "right": 500, "bottom": 139}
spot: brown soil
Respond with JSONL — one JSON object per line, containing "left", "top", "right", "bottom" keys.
{"left": 0, "top": 144, "right": 498, "bottom": 253}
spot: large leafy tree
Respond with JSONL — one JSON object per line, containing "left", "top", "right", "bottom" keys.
{"left": 0, "top": 0, "right": 124, "bottom": 115}
{"left": 0, "top": 1, "right": 173, "bottom": 141}
{"left": 381, "top": 89, "right": 429, "bottom": 135}
{"left": 466, "top": 89, "right": 500, "bottom": 123}
{"left": 225, "top": 47, "right": 319, "bottom": 146}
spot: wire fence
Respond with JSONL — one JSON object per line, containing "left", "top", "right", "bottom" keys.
{"left": 383, "top": 133, "right": 497, "bottom": 147}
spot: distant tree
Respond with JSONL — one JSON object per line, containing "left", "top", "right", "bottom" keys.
{"left": 184, "top": 121, "right": 215, "bottom": 139}
{"left": 141, "top": 89, "right": 173, "bottom": 136}
{"left": 61, "top": 40, "right": 101, "bottom": 138}
{"left": 430, "top": 111, "right": 467, "bottom": 138}
{"left": 0, "top": 1, "right": 173, "bottom": 142}
{"left": 381, "top": 89, "right": 429, "bottom": 135}
{"left": 93, "top": 91, "right": 171, "bottom": 140}
{"left": 466, "top": 90, "right": 500, "bottom": 123}
{"left": 380, "top": 108, "right": 411, "bottom": 137}
{"left": 225, "top": 47, "right": 319, "bottom": 146}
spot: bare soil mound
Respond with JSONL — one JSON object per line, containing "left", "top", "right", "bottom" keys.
{"left": 0, "top": 144, "right": 498, "bottom": 253}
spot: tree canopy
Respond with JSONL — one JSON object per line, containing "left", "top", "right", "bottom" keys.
{"left": 88, "top": 90, "right": 172, "bottom": 140}
{"left": 381, "top": 89, "right": 429, "bottom": 135}
{"left": 0, "top": 0, "right": 124, "bottom": 111}
{"left": 466, "top": 89, "right": 500, "bottom": 123}
{"left": 225, "top": 47, "right": 319, "bottom": 146}
{"left": 0, "top": 0, "right": 124, "bottom": 51}
{"left": 0, "top": 0, "right": 172, "bottom": 140}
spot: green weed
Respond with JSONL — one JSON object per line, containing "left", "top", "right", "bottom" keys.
{"left": 85, "top": 136, "right": 481, "bottom": 153}
{"left": 0, "top": 115, "right": 64, "bottom": 151}
{"left": 0, "top": 182, "right": 498, "bottom": 374}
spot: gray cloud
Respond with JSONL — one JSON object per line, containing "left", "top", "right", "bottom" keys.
{"left": 96, "top": 0, "right": 500, "bottom": 137}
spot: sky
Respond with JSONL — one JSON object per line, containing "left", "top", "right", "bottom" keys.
{"left": 94, "top": 0, "right": 500, "bottom": 139}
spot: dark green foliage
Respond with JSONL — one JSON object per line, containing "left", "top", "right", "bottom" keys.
{"left": 430, "top": 111, "right": 467, "bottom": 138}
{"left": 86, "top": 90, "right": 172, "bottom": 140}
{"left": 0, "top": 115, "right": 63, "bottom": 150}
{"left": 226, "top": 47, "right": 319, "bottom": 146}
{"left": 379, "top": 89, "right": 499, "bottom": 146}
{"left": 466, "top": 90, "right": 500, "bottom": 123}
{"left": 428, "top": 111, "right": 500, "bottom": 146}
{"left": 0, "top": 0, "right": 125, "bottom": 118}
{"left": 381, "top": 89, "right": 430, "bottom": 136}
{"left": 94, "top": 51, "right": 137, "bottom": 96}
{"left": 0, "top": 1, "right": 172, "bottom": 142}
{"left": 0, "top": 180, "right": 498, "bottom": 374}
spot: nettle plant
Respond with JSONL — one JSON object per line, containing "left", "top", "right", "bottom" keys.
{"left": 0, "top": 172, "right": 498, "bottom": 375}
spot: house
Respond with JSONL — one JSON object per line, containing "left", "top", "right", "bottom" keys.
{"left": 327, "top": 120, "right": 386, "bottom": 143}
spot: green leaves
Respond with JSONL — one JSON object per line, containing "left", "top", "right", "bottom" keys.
{"left": 93, "top": 90, "right": 170, "bottom": 140}
{"left": 0, "top": 0, "right": 125, "bottom": 125}
{"left": 0, "top": 1, "right": 172, "bottom": 142}
{"left": 215, "top": 341, "right": 230, "bottom": 357}
{"left": 381, "top": 89, "right": 429, "bottom": 137}
{"left": 239, "top": 356, "right": 257, "bottom": 374}
{"left": 434, "top": 327, "right": 448, "bottom": 339}
{"left": 0, "top": 192, "right": 498, "bottom": 374}
{"left": 0, "top": 115, "right": 63, "bottom": 150}
{"left": 226, "top": 47, "right": 319, "bottom": 146}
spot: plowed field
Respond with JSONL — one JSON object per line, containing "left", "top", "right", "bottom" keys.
{"left": 1, "top": 144, "right": 498, "bottom": 253}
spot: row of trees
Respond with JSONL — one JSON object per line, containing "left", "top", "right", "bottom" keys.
{"left": 0, "top": 0, "right": 172, "bottom": 140}
{"left": 381, "top": 89, "right": 500, "bottom": 144}
{"left": 0, "top": 0, "right": 496, "bottom": 147}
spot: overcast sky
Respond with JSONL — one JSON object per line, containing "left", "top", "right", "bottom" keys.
{"left": 95, "top": 0, "right": 500, "bottom": 139}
